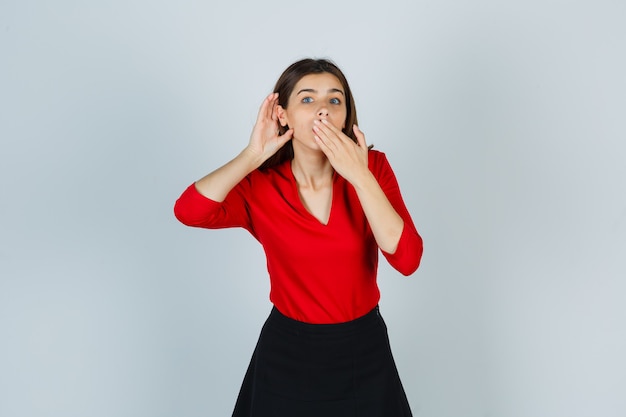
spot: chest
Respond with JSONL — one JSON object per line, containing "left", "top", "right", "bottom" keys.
{"left": 248, "top": 176, "right": 373, "bottom": 256}
{"left": 296, "top": 183, "right": 332, "bottom": 226}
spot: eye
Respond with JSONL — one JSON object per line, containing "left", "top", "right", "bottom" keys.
{"left": 301, "top": 97, "right": 313, "bottom": 103}
{"left": 330, "top": 97, "right": 342, "bottom": 105}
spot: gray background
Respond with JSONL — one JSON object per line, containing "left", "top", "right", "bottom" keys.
{"left": 1, "top": 1, "right": 625, "bottom": 416}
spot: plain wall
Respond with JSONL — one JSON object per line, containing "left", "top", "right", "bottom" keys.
{"left": 1, "top": 1, "right": 624, "bottom": 416}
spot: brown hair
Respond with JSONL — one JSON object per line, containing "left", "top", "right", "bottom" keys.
{"left": 259, "top": 58, "right": 359, "bottom": 170}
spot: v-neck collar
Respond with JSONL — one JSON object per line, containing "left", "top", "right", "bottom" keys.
{"left": 287, "top": 160, "right": 337, "bottom": 226}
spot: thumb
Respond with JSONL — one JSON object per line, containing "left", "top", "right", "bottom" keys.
{"left": 353, "top": 125, "right": 366, "bottom": 148}
{"left": 279, "top": 128, "right": 294, "bottom": 145}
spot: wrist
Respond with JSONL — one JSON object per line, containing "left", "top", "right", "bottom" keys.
{"left": 239, "top": 147, "right": 266, "bottom": 170}
{"left": 350, "top": 168, "right": 376, "bottom": 191}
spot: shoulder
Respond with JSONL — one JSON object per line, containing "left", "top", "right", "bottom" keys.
{"left": 368, "top": 149, "right": 386, "bottom": 163}
{"left": 367, "top": 149, "right": 404, "bottom": 188}
{"left": 367, "top": 149, "right": 392, "bottom": 172}
{"left": 255, "top": 158, "right": 290, "bottom": 178}
{"left": 247, "top": 159, "right": 292, "bottom": 189}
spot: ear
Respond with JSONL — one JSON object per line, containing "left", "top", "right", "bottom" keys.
{"left": 277, "top": 105, "right": 289, "bottom": 127}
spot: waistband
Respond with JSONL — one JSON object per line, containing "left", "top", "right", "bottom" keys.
{"left": 267, "top": 305, "right": 382, "bottom": 336}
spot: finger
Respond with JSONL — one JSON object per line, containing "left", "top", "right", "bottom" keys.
{"left": 314, "top": 134, "right": 334, "bottom": 158}
{"left": 314, "top": 119, "right": 343, "bottom": 141}
{"left": 318, "top": 120, "right": 355, "bottom": 149}
{"left": 312, "top": 122, "right": 335, "bottom": 150}
{"left": 313, "top": 122, "right": 336, "bottom": 148}
{"left": 353, "top": 124, "right": 367, "bottom": 148}
{"left": 257, "top": 93, "right": 275, "bottom": 123}
{"left": 279, "top": 128, "right": 294, "bottom": 145}
{"left": 319, "top": 119, "right": 345, "bottom": 138}
{"left": 267, "top": 93, "right": 279, "bottom": 120}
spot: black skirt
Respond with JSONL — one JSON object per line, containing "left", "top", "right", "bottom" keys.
{"left": 232, "top": 306, "right": 413, "bottom": 417}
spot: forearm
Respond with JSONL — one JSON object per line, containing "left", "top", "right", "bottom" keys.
{"left": 194, "top": 148, "right": 263, "bottom": 202}
{"left": 352, "top": 172, "right": 404, "bottom": 254}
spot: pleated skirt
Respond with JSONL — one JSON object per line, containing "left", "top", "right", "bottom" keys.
{"left": 232, "top": 306, "right": 413, "bottom": 417}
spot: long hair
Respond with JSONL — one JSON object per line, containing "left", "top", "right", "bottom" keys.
{"left": 259, "top": 58, "right": 359, "bottom": 171}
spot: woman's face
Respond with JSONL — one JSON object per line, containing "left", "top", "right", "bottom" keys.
{"left": 278, "top": 72, "right": 347, "bottom": 150}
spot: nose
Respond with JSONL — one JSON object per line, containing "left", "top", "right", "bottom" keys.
{"left": 317, "top": 107, "right": 329, "bottom": 118}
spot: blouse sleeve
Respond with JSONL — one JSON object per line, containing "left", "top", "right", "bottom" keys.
{"left": 173, "top": 177, "right": 254, "bottom": 233}
{"left": 370, "top": 151, "right": 423, "bottom": 276}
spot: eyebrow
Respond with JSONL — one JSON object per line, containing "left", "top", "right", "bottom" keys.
{"left": 296, "top": 88, "right": 345, "bottom": 96}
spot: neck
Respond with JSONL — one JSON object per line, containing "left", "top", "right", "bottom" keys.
{"left": 291, "top": 149, "right": 333, "bottom": 190}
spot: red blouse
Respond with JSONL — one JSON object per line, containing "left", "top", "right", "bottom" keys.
{"left": 174, "top": 150, "right": 423, "bottom": 324}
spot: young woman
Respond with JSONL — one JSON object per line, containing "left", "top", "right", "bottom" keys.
{"left": 174, "top": 58, "right": 423, "bottom": 416}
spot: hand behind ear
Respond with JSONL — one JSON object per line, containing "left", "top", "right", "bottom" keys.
{"left": 247, "top": 93, "right": 293, "bottom": 163}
